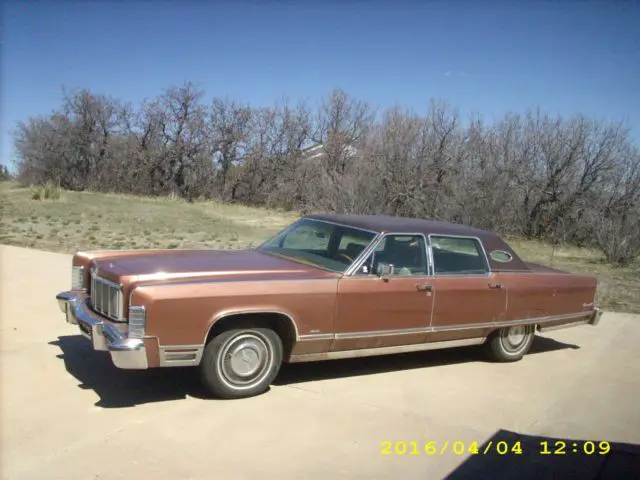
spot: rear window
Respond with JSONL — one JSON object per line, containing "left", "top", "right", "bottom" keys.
{"left": 431, "top": 236, "right": 489, "bottom": 275}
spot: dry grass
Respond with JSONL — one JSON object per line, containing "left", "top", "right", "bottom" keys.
{"left": 1, "top": 181, "right": 638, "bottom": 313}
{"left": 0, "top": 181, "right": 298, "bottom": 253}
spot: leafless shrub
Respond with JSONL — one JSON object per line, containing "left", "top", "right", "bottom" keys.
{"left": 0, "top": 165, "right": 12, "bottom": 181}
{"left": 11, "top": 84, "right": 640, "bottom": 266}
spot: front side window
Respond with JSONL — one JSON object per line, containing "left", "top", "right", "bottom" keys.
{"left": 356, "top": 234, "right": 429, "bottom": 276}
{"left": 430, "top": 235, "right": 489, "bottom": 275}
{"left": 258, "top": 219, "right": 376, "bottom": 273}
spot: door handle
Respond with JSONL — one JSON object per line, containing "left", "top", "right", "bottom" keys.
{"left": 488, "top": 283, "right": 502, "bottom": 289}
{"left": 416, "top": 284, "right": 433, "bottom": 292}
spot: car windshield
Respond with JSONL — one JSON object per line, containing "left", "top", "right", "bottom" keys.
{"left": 257, "top": 218, "right": 377, "bottom": 273}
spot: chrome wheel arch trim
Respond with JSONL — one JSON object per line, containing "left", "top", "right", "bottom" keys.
{"left": 204, "top": 308, "right": 301, "bottom": 344}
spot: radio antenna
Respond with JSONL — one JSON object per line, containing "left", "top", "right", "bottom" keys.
{"left": 549, "top": 226, "right": 560, "bottom": 269}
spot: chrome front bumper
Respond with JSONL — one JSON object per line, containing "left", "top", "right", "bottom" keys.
{"left": 56, "top": 291, "right": 148, "bottom": 369}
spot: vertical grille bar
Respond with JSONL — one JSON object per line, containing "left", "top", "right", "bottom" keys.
{"left": 89, "top": 270, "right": 124, "bottom": 321}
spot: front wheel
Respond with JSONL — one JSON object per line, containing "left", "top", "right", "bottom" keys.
{"left": 484, "top": 324, "right": 535, "bottom": 362}
{"left": 199, "top": 327, "right": 283, "bottom": 399}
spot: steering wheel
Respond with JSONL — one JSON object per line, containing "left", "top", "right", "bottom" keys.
{"left": 335, "top": 253, "right": 354, "bottom": 263}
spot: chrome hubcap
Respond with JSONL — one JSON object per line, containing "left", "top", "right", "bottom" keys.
{"left": 506, "top": 325, "right": 526, "bottom": 346}
{"left": 229, "top": 343, "right": 262, "bottom": 377}
{"left": 219, "top": 334, "right": 270, "bottom": 386}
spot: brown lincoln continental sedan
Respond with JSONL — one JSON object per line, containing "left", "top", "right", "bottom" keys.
{"left": 56, "top": 214, "right": 602, "bottom": 399}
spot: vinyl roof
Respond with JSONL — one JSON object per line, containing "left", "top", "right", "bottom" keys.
{"left": 306, "top": 213, "right": 492, "bottom": 237}
{"left": 304, "top": 213, "right": 531, "bottom": 271}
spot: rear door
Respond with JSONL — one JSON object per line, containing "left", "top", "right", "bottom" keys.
{"left": 428, "top": 235, "right": 507, "bottom": 342}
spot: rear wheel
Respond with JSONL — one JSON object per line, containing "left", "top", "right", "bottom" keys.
{"left": 484, "top": 324, "right": 535, "bottom": 362}
{"left": 199, "top": 327, "right": 283, "bottom": 399}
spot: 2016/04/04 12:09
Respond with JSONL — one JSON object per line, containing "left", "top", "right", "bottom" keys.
{"left": 379, "top": 441, "right": 612, "bottom": 456}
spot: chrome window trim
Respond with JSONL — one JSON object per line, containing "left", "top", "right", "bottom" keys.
{"left": 307, "top": 218, "right": 379, "bottom": 235}
{"left": 427, "top": 233, "right": 492, "bottom": 277}
{"left": 257, "top": 217, "right": 379, "bottom": 249}
{"left": 489, "top": 249, "right": 514, "bottom": 263}
{"left": 344, "top": 232, "right": 383, "bottom": 276}
{"left": 345, "top": 232, "right": 432, "bottom": 277}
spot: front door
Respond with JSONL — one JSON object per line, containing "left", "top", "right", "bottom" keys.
{"left": 427, "top": 235, "right": 507, "bottom": 342}
{"left": 332, "top": 234, "right": 435, "bottom": 351}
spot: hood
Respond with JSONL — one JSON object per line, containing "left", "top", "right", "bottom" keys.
{"left": 91, "top": 248, "right": 336, "bottom": 284}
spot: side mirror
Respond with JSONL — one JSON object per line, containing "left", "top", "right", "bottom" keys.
{"left": 376, "top": 262, "right": 394, "bottom": 277}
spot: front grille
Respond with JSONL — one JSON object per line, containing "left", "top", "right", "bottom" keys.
{"left": 90, "top": 271, "right": 124, "bottom": 321}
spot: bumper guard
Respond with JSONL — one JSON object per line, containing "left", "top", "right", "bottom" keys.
{"left": 589, "top": 307, "right": 603, "bottom": 326}
{"left": 56, "top": 291, "right": 148, "bottom": 369}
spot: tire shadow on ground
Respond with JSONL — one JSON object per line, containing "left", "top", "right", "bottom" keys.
{"left": 274, "top": 335, "right": 578, "bottom": 385}
{"left": 49, "top": 334, "right": 578, "bottom": 408}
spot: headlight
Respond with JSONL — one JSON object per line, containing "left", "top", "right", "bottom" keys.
{"left": 128, "top": 306, "right": 146, "bottom": 339}
{"left": 71, "top": 266, "right": 85, "bottom": 290}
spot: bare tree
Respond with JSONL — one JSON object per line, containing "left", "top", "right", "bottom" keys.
{"left": 237, "top": 97, "right": 312, "bottom": 206}
{"left": 313, "top": 89, "right": 373, "bottom": 176}
{"left": 585, "top": 146, "right": 640, "bottom": 264}
{"left": 14, "top": 113, "right": 75, "bottom": 187}
{"left": 210, "top": 97, "right": 252, "bottom": 198}
{"left": 10, "top": 83, "right": 640, "bottom": 266}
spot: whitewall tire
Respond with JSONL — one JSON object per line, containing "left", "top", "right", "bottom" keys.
{"left": 484, "top": 324, "right": 535, "bottom": 362}
{"left": 199, "top": 327, "right": 283, "bottom": 399}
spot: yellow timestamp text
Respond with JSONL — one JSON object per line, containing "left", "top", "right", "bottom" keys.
{"left": 539, "top": 441, "right": 611, "bottom": 455}
{"left": 379, "top": 440, "right": 612, "bottom": 456}
{"left": 380, "top": 440, "right": 524, "bottom": 456}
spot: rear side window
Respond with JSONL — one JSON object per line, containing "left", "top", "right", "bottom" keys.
{"left": 430, "top": 236, "right": 489, "bottom": 275}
